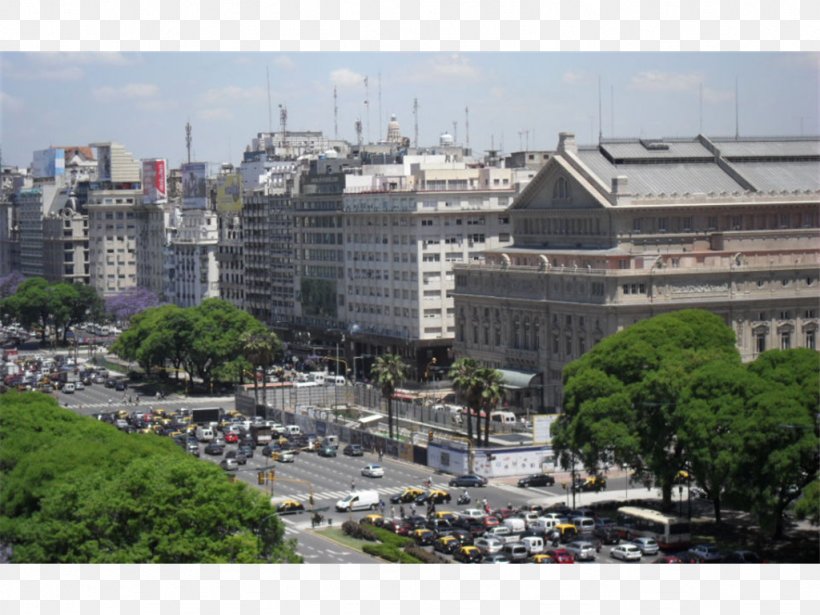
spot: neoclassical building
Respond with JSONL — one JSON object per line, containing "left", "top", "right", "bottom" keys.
{"left": 453, "top": 132, "right": 819, "bottom": 411}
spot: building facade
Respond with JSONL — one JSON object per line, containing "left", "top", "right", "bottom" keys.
{"left": 172, "top": 208, "right": 219, "bottom": 307}
{"left": 453, "top": 132, "right": 820, "bottom": 411}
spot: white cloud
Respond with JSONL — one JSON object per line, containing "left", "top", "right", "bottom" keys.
{"left": 330, "top": 68, "right": 365, "bottom": 88}
{"left": 702, "top": 87, "right": 733, "bottom": 104}
{"left": 93, "top": 83, "right": 159, "bottom": 102}
{"left": 0, "top": 91, "right": 24, "bottom": 112}
{"left": 201, "top": 85, "right": 266, "bottom": 104}
{"left": 562, "top": 70, "right": 587, "bottom": 85}
{"left": 629, "top": 70, "right": 702, "bottom": 92}
{"left": 198, "top": 108, "right": 233, "bottom": 121}
{"left": 273, "top": 56, "right": 294, "bottom": 70}
{"left": 405, "top": 54, "right": 482, "bottom": 84}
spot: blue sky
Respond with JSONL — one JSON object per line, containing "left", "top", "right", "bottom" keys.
{"left": 1, "top": 52, "right": 818, "bottom": 169}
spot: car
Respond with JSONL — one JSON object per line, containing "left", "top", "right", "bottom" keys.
{"left": 63, "top": 382, "right": 76, "bottom": 393}
{"left": 224, "top": 450, "right": 247, "bottom": 465}
{"left": 565, "top": 540, "right": 597, "bottom": 562}
{"left": 213, "top": 434, "right": 226, "bottom": 447}
{"left": 224, "top": 432, "right": 239, "bottom": 444}
{"left": 723, "top": 550, "right": 764, "bottom": 564}
{"left": 115, "top": 380, "right": 127, "bottom": 391}
{"left": 459, "top": 508, "right": 486, "bottom": 520}
{"left": 482, "top": 554, "right": 512, "bottom": 564}
{"left": 186, "top": 442, "right": 200, "bottom": 457}
{"left": 275, "top": 450, "right": 295, "bottom": 463}
{"left": 530, "top": 553, "right": 555, "bottom": 564}
{"left": 453, "top": 545, "right": 483, "bottom": 563}
{"left": 574, "top": 475, "right": 607, "bottom": 492}
{"left": 220, "top": 458, "right": 239, "bottom": 471}
{"left": 433, "top": 535, "right": 461, "bottom": 554}
{"left": 360, "top": 514, "right": 385, "bottom": 527}
{"left": 272, "top": 499, "right": 305, "bottom": 515}
{"left": 405, "top": 515, "right": 429, "bottom": 530}
{"left": 204, "top": 442, "right": 224, "bottom": 456}
{"left": 593, "top": 527, "right": 620, "bottom": 545}
{"left": 481, "top": 515, "right": 501, "bottom": 529}
{"left": 545, "top": 548, "right": 575, "bottom": 564}
{"left": 390, "top": 487, "right": 425, "bottom": 504}
{"left": 517, "top": 473, "right": 556, "bottom": 488}
{"left": 449, "top": 474, "right": 487, "bottom": 488}
{"left": 382, "top": 519, "right": 412, "bottom": 536}
{"left": 415, "top": 489, "right": 451, "bottom": 505}
{"left": 690, "top": 544, "right": 724, "bottom": 563}
{"left": 674, "top": 551, "right": 707, "bottom": 564}
{"left": 238, "top": 443, "right": 254, "bottom": 459}
{"left": 261, "top": 443, "right": 282, "bottom": 458}
{"left": 449, "top": 528, "right": 474, "bottom": 546}
{"left": 611, "top": 543, "right": 643, "bottom": 562}
{"left": 473, "top": 537, "right": 504, "bottom": 555}
{"left": 452, "top": 518, "right": 487, "bottom": 538}
{"left": 73, "top": 381, "right": 84, "bottom": 391}
{"left": 318, "top": 446, "right": 337, "bottom": 457}
{"left": 361, "top": 464, "right": 385, "bottom": 478}
{"left": 343, "top": 444, "right": 364, "bottom": 456}
{"left": 426, "top": 518, "right": 455, "bottom": 536}
{"left": 412, "top": 528, "right": 436, "bottom": 546}
{"left": 630, "top": 537, "right": 660, "bottom": 556}
{"left": 653, "top": 555, "right": 683, "bottom": 564}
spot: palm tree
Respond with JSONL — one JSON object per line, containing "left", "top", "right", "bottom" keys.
{"left": 476, "top": 367, "right": 504, "bottom": 447}
{"left": 449, "top": 358, "right": 481, "bottom": 445}
{"left": 371, "top": 353, "right": 407, "bottom": 440}
{"left": 241, "top": 330, "right": 281, "bottom": 406}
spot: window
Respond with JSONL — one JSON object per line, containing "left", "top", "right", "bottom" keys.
{"left": 780, "top": 332, "right": 791, "bottom": 350}
{"left": 805, "top": 310, "right": 817, "bottom": 319}
{"left": 756, "top": 333, "right": 766, "bottom": 353}
{"left": 806, "top": 330, "right": 816, "bottom": 350}
{"left": 553, "top": 177, "right": 570, "bottom": 200}
{"left": 779, "top": 311, "right": 792, "bottom": 320}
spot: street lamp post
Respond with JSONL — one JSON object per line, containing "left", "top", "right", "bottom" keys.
{"left": 678, "top": 484, "right": 683, "bottom": 518}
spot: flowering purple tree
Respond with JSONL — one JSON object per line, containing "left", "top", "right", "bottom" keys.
{"left": 0, "top": 271, "right": 24, "bottom": 299}
{"left": 105, "top": 287, "right": 161, "bottom": 324}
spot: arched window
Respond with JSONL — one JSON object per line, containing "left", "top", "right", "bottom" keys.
{"left": 553, "top": 176, "right": 570, "bottom": 200}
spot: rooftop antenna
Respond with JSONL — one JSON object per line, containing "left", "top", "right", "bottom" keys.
{"left": 364, "top": 76, "right": 370, "bottom": 144}
{"left": 378, "top": 72, "right": 382, "bottom": 140}
{"left": 453, "top": 121, "right": 457, "bottom": 145}
{"left": 598, "top": 75, "right": 602, "bottom": 143}
{"left": 465, "top": 106, "right": 470, "bottom": 148}
{"left": 266, "top": 66, "right": 273, "bottom": 134}
{"left": 185, "top": 121, "right": 192, "bottom": 164}
{"left": 413, "top": 98, "right": 419, "bottom": 148}
{"left": 333, "top": 86, "right": 338, "bottom": 140}
{"left": 699, "top": 82, "right": 703, "bottom": 134}
{"left": 518, "top": 131, "right": 523, "bottom": 151}
{"left": 610, "top": 84, "right": 614, "bottom": 138}
{"left": 355, "top": 118, "right": 363, "bottom": 148}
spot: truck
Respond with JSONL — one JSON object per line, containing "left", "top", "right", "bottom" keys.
{"left": 250, "top": 424, "right": 273, "bottom": 446}
{"left": 191, "top": 407, "right": 222, "bottom": 426}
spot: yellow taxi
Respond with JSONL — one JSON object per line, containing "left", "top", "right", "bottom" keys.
{"left": 433, "top": 535, "right": 461, "bottom": 554}
{"left": 432, "top": 510, "right": 458, "bottom": 522}
{"left": 390, "top": 487, "right": 425, "bottom": 504}
{"left": 272, "top": 499, "right": 305, "bottom": 515}
{"left": 453, "top": 545, "right": 483, "bottom": 563}
{"left": 360, "top": 513, "right": 384, "bottom": 527}
{"left": 418, "top": 488, "right": 451, "bottom": 504}
{"left": 531, "top": 553, "right": 555, "bottom": 564}
{"left": 412, "top": 528, "right": 436, "bottom": 546}
{"left": 554, "top": 523, "right": 579, "bottom": 543}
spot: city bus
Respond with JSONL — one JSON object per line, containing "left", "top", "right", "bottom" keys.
{"left": 615, "top": 506, "right": 691, "bottom": 551}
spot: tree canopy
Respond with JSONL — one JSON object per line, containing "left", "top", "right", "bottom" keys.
{"left": 0, "top": 392, "right": 300, "bottom": 563}
{"left": 552, "top": 309, "right": 819, "bottom": 536}
{"left": 371, "top": 354, "right": 407, "bottom": 440}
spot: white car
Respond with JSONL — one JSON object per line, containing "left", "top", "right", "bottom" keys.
{"left": 459, "top": 508, "right": 486, "bottom": 519}
{"left": 630, "top": 537, "right": 659, "bottom": 556}
{"left": 361, "top": 464, "right": 385, "bottom": 478}
{"left": 277, "top": 451, "right": 295, "bottom": 463}
{"left": 74, "top": 381, "right": 85, "bottom": 390}
{"left": 565, "top": 540, "right": 598, "bottom": 561}
{"left": 611, "top": 543, "right": 643, "bottom": 562}
{"left": 473, "top": 537, "right": 504, "bottom": 555}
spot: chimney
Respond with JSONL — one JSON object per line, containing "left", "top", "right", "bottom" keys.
{"left": 557, "top": 132, "right": 577, "bottom": 155}
{"left": 611, "top": 175, "right": 631, "bottom": 204}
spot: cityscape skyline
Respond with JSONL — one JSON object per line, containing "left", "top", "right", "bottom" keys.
{"left": 2, "top": 51, "right": 818, "bottom": 170}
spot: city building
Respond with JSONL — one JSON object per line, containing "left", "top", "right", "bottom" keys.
{"left": 42, "top": 190, "right": 89, "bottom": 284}
{"left": 452, "top": 132, "right": 820, "bottom": 412}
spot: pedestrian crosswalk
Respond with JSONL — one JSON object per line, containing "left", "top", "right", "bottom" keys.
{"left": 280, "top": 482, "right": 452, "bottom": 503}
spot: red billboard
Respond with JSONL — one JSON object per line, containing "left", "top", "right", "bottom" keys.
{"left": 142, "top": 159, "right": 167, "bottom": 203}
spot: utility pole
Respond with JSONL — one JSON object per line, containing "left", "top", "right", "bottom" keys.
{"left": 185, "top": 121, "right": 192, "bottom": 164}
{"left": 413, "top": 98, "right": 419, "bottom": 148}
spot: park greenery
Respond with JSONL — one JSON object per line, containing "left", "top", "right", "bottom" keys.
{"left": 370, "top": 354, "right": 408, "bottom": 440}
{"left": 111, "top": 298, "right": 279, "bottom": 391}
{"left": 449, "top": 358, "right": 504, "bottom": 446}
{"left": 551, "top": 309, "right": 819, "bottom": 538}
{"left": 0, "top": 391, "right": 301, "bottom": 563}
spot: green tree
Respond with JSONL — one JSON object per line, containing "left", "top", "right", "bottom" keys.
{"left": 553, "top": 310, "right": 739, "bottom": 507}
{"left": 476, "top": 367, "right": 504, "bottom": 447}
{"left": 448, "top": 358, "right": 502, "bottom": 446}
{"left": 0, "top": 392, "right": 300, "bottom": 563}
{"left": 371, "top": 354, "right": 407, "bottom": 440}
{"left": 240, "top": 330, "right": 282, "bottom": 405}
{"left": 1, "top": 277, "right": 51, "bottom": 342}
{"left": 794, "top": 480, "right": 820, "bottom": 526}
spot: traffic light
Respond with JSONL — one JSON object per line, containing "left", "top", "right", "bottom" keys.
{"left": 428, "top": 430, "right": 434, "bottom": 443}
{"left": 257, "top": 471, "right": 265, "bottom": 485}
{"left": 267, "top": 469, "right": 276, "bottom": 482}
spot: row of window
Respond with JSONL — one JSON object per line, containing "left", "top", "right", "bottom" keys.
{"left": 633, "top": 211, "right": 817, "bottom": 234}
{"left": 757, "top": 330, "right": 816, "bottom": 352}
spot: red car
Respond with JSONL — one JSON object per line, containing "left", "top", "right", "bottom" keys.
{"left": 481, "top": 515, "right": 501, "bottom": 528}
{"left": 382, "top": 519, "right": 412, "bottom": 536}
{"left": 224, "top": 432, "right": 239, "bottom": 443}
{"left": 546, "top": 548, "right": 575, "bottom": 564}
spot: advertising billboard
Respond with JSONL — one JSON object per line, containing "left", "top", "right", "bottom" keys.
{"left": 141, "top": 159, "right": 167, "bottom": 203}
{"left": 181, "top": 162, "right": 207, "bottom": 209}
{"left": 32, "top": 148, "right": 65, "bottom": 179}
{"left": 215, "top": 172, "right": 242, "bottom": 213}
{"left": 97, "top": 145, "right": 111, "bottom": 181}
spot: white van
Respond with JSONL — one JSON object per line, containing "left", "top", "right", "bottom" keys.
{"left": 195, "top": 426, "right": 214, "bottom": 442}
{"left": 529, "top": 517, "right": 559, "bottom": 534}
{"left": 332, "top": 375, "right": 346, "bottom": 386}
{"left": 521, "top": 535, "right": 545, "bottom": 555}
{"left": 503, "top": 517, "right": 527, "bottom": 535}
{"left": 572, "top": 516, "right": 596, "bottom": 535}
{"left": 309, "top": 372, "right": 326, "bottom": 385}
{"left": 285, "top": 425, "right": 302, "bottom": 436}
{"left": 502, "top": 542, "right": 530, "bottom": 562}
{"left": 490, "top": 411, "right": 517, "bottom": 424}
{"left": 335, "top": 490, "right": 380, "bottom": 512}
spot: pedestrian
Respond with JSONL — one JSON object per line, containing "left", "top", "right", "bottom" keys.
{"left": 135, "top": 395, "right": 140, "bottom": 404}
{"left": 350, "top": 480, "right": 356, "bottom": 492}
{"left": 391, "top": 506, "right": 396, "bottom": 518}
{"left": 155, "top": 391, "right": 160, "bottom": 400}
{"left": 399, "top": 505, "right": 405, "bottom": 518}
{"left": 410, "top": 502, "right": 416, "bottom": 517}
{"left": 379, "top": 500, "right": 386, "bottom": 514}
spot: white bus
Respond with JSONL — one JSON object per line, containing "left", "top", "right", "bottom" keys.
{"left": 615, "top": 506, "right": 691, "bottom": 551}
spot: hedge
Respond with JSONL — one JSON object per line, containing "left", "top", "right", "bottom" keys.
{"left": 404, "top": 544, "right": 450, "bottom": 564}
{"left": 362, "top": 543, "right": 421, "bottom": 563}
